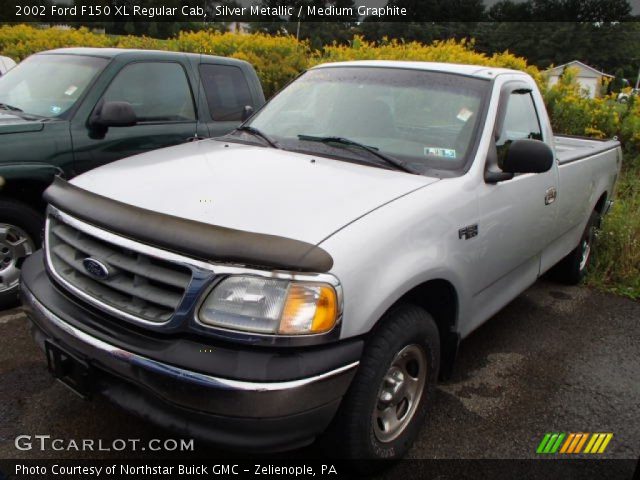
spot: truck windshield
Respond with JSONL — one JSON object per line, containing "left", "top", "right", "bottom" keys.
{"left": 247, "top": 67, "right": 490, "bottom": 173}
{"left": 0, "top": 54, "right": 108, "bottom": 118}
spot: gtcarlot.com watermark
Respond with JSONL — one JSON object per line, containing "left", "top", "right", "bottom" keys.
{"left": 14, "top": 435, "right": 195, "bottom": 452}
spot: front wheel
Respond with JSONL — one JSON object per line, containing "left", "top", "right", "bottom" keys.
{"left": 0, "top": 200, "right": 43, "bottom": 309}
{"left": 326, "top": 304, "right": 440, "bottom": 460}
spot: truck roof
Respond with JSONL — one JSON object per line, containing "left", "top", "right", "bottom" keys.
{"left": 37, "top": 47, "right": 248, "bottom": 65}
{"left": 312, "top": 60, "right": 526, "bottom": 80}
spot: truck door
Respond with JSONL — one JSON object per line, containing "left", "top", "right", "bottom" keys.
{"left": 469, "top": 83, "right": 559, "bottom": 327}
{"left": 70, "top": 60, "right": 199, "bottom": 175}
{"left": 197, "top": 63, "right": 260, "bottom": 137}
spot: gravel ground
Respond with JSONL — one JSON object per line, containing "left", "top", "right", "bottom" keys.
{"left": 0, "top": 280, "right": 638, "bottom": 466}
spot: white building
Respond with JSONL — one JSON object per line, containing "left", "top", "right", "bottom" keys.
{"left": 545, "top": 60, "right": 614, "bottom": 98}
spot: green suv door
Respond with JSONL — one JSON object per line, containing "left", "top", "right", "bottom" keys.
{"left": 70, "top": 59, "right": 204, "bottom": 174}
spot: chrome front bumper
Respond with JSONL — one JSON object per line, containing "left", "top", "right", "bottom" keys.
{"left": 23, "top": 284, "right": 358, "bottom": 418}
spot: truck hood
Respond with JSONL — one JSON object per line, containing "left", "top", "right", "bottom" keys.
{"left": 0, "top": 111, "right": 45, "bottom": 134}
{"left": 71, "top": 139, "right": 437, "bottom": 245}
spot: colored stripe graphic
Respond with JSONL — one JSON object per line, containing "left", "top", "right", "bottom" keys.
{"left": 597, "top": 433, "right": 613, "bottom": 453}
{"left": 537, "top": 433, "right": 565, "bottom": 454}
{"left": 560, "top": 433, "right": 575, "bottom": 453}
{"left": 538, "top": 433, "right": 613, "bottom": 454}
{"left": 550, "top": 433, "right": 565, "bottom": 453}
{"left": 574, "top": 433, "right": 589, "bottom": 453}
{"left": 543, "top": 433, "right": 559, "bottom": 453}
{"left": 568, "top": 433, "right": 582, "bottom": 453}
{"left": 537, "top": 433, "right": 552, "bottom": 453}
{"left": 584, "top": 433, "right": 613, "bottom": 454}
{"left": 567, "top": 433, "right": 588, "bottom": 453}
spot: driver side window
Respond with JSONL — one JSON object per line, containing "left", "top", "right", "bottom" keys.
{"left": 103, "top": 62, "right": 195, "bottom": 123}
{"left": 497, "top": 91, "right": 543, "bottom": 148}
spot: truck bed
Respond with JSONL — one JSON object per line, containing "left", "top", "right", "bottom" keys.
{"left": 555, "top": 135, "right": 620, "bottom": 165}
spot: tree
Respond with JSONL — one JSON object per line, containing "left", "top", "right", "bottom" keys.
{"left": 608, "top": 68, "right": 628, "bottom": 94}
{"left": 530, "top": 0, "right": 631, "bottom": 21}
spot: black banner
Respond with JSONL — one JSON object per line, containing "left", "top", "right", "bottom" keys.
{"left": 0, "top": 459, "right": 638, "bottom": 480}
{"left": 0, "top": 0, "right": 639, "bottom": 23}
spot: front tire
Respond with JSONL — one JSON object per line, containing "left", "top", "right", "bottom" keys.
{"left": 0, "top": 200, "right": 43, "bottom": 309}
{"left": 328, "top": 304, "right": 440, "bottom": 460}
{"left": 553, "top": 210, "right": 599, "bottom": 285}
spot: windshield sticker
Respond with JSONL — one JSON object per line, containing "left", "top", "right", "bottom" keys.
{"left": 50, "top": 105, "right": 62, "bottom": 115}
{"left": 425, "top": 147, "right": 457, "bottom": 159}
{"left": 457, "top": 108, "right": 473, "bottom": 122}
{"left": 64, "top": 86, "right": 78, "bottom": 96}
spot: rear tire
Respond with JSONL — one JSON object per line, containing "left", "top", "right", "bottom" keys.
{"left": 326, "top": 304, "right": 440, "bottom": 461}
{"left": 553, "top": 210, "right": 599, "bottom": 285}
{"left": 0, "top": 199, "right": 43, "bottom": 309}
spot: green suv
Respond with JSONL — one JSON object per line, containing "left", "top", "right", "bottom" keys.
{"left": 0, "top": 47, "right": 265, "bottom": 307}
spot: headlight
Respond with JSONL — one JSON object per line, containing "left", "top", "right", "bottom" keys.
{"left": 198, "top": 276, "right": 339, "bottom": 335}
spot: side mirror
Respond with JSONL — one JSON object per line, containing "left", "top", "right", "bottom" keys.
{"left": 502, "top": 139, "right": 554, "bottom": 174}
{"left": 90, "top": 101, "right": 137, "bottom": 128}
{"left": 241, "top": 105, "right": 254, "bottom": 122}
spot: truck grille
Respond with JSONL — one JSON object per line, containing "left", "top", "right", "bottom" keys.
{"left": 46, "top": 214, "right": 192, "bottom": 323}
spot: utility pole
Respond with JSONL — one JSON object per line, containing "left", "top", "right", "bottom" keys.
{"left": 296, "top": 0, "right": 305, "bottom": 40}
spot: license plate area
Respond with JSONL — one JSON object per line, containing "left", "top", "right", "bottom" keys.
{"left": 45, "top": 340, "right": 93, "bottom": 399}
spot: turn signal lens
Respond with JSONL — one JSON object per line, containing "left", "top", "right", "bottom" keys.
{"left": 279, "top": 283, "right": 338, "bottom": 335}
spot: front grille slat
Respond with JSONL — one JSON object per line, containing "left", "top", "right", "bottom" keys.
{"left": 51, "top": 223, "right": 190, "bottom": 288}
{"left": 51, "top": 244, "right": 182, "bottom": 309}
{"left": 47, "top": 214, "right": 193, "bottom": 324}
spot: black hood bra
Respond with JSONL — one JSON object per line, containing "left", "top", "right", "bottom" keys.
{"left": 44, "top": 177, "right": 334, "bottom": 273}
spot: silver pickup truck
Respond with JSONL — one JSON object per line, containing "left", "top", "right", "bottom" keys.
{"left": 21, "top": 61, "right": 621, "bottom": 460}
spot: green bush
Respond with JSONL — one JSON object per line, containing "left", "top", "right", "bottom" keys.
{"left": 544, "top": 67, "right": 640, "bottom": 162}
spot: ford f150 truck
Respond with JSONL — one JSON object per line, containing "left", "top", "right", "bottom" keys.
{"left": 0, "top": 47, "right": 265, "bottom": 307}
{"left": 21, "top": 61, "right": 620, "bottom": 460}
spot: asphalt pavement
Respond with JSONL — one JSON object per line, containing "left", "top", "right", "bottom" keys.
{"left": 0, "top": 280, "right": 638, "bottom": 465}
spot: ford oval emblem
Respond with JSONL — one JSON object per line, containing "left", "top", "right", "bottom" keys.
{"left": 82, "top": 258, "right": 111, "bottom": 280}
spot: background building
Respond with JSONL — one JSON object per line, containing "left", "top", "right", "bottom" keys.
{"left": 545, "top": 60, "right": 614, "bottom": 98}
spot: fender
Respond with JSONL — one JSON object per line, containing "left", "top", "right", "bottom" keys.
{"left": 320, "top": 177, "right": 475, "bottom": 341}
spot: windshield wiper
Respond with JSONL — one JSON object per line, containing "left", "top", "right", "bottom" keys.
{"left": 297, "top": 135, "right": 419, "bottom": 174}
{"left": 0, "top": 103, "right": 23, "bottom": 112}
{"left": 235, "top": 125, "right": 280, "bottom": 149}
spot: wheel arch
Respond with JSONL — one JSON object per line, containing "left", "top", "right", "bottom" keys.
{"left": 369, "top": 278, "right": 460, "bottom": 380}
{"left": 594, "top": 190, "right": 608, "bottom": 214}
{"left": 591, "top": 190, "right": 609, "bottom": 228}
{"left": 0, "top": 173, "right": 58, "bottom": 213}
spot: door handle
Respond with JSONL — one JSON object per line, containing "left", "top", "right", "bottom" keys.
{"left": 545, "top": 187, "right": 557, "bottom": 205}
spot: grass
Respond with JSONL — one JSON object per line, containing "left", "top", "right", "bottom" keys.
{"left": 586, "top": 159, "right": 640, "bottom": 300}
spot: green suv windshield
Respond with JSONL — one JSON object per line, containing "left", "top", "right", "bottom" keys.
{"left": 247, "top": 66, "right": 490, "bottom": 173}
{"left": 0, "top": 54, "right": 108, "bottom": 118}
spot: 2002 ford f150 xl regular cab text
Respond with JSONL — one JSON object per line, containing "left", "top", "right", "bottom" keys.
{"left": 21, "top": 61, "right": 621, "bottom": 460}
